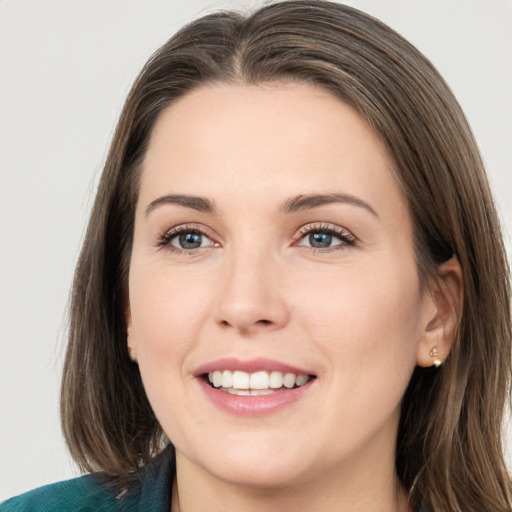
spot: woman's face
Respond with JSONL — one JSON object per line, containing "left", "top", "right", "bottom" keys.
{"left": 127, "top": 82, "right": 436, "bottom": 489}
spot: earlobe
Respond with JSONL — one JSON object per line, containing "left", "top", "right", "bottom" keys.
{"left": 125, "top": 304, "right": 138, "bottom": 363}
{"left": 416, "top": 256, "right": 463, "bottom": 368}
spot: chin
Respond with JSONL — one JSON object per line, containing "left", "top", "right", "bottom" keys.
{"left": 207, "top": 459, "right": 307, "bottom": 490}
{"left": 179, "top": 436, "right": 313, "bottom": 490}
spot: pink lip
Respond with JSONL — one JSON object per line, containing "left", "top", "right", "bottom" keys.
{"left": 197, "top": 377, "right": 315, "bottom": 416}
{"left": 193, "top": 357, "right": 314, "bottom": 376}
{"left": 194, "top": 358, "right": 316, "bottom": 417}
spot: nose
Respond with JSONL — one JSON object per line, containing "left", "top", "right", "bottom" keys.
{"left": 213, "top": 248, "right": 290, "bottom": 335}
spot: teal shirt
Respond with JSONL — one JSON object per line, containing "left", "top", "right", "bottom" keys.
{"left": 0, "top": 447, "right": 174, "bottom": 511}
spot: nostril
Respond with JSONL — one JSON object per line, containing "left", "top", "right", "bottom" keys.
{"left": 218, "top": 318, "right": 273, "bottom": 329}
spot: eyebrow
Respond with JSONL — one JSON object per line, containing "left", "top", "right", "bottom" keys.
{"left": 145, "top": 194, "right": 216, "bottom": 216}
{"left": 281, "top": 193, "right": 379, "bottom": 217}
{"left": 145, "top": 192, "right": 378, "bottom": 218}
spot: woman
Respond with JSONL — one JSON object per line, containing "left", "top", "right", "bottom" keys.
{"left": 2, "top": 1, "right": 510, "bottom": 511}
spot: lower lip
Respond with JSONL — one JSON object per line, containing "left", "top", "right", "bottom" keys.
{"left": 197, "top": 378, "right": 314, "bottom": 416}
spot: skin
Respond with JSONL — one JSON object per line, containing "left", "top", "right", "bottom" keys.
{"left": 126, "top": 82, "right": 461, "bottom": 512}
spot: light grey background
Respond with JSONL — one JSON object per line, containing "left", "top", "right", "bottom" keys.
{"left": 1, "top": 0, "right": 511, "bottom": 500}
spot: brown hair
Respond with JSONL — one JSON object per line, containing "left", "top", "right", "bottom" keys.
{"left": 61, "top": 1, "right": 512, "bottom": 510}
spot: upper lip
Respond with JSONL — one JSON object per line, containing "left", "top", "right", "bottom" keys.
{"left": 193, "top": 357, "right": 315, "bottom": 377}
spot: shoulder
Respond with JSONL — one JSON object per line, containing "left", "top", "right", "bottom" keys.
{"left": 0, "top": 474, "right": 119, "bottom": 512}
{"left": 1, "top": 445, "right": 175, "bottom": 512}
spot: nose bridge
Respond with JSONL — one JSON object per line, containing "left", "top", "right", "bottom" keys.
{"left": 214, "top": 238, "right": 289, "bottom": 333}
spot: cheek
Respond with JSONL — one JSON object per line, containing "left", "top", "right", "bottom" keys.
{"left": 130, "top": 265, "right": 209, "bottom": 345}
{"left": 291, "top": 256, "right": 422, "bottom": 382}
{"left": 127, "top": 264, "right": 212, "bottom": 403}
{"left": 290, "top": 260, "right": 422, "bottom": 443}
{"left": 128, "top": 265, "right": 213, "bottom": 441}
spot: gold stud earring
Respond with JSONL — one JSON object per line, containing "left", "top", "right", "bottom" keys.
{"left": 429, "top": 346, "right": 442, "bottom": 367}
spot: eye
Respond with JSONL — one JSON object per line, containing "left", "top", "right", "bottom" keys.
{"left": 308, "top": 232, "right": 336, "bottom": 248}
{"left": 172, "top": 231, "right": 210, "bottom": 249}
{"left": 159, "top": 225, "right": 218, "bottom": 252}
{"left": 297, "top": 224, "right": 355, "bottom": 251}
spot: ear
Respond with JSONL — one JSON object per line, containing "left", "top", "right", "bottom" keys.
{"left": 125, "top": 303, "right": 138, "bottom": 363}
{"left": 416, "top": 256, "right": 463, "bottom": 368}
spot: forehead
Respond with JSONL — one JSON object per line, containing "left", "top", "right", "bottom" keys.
{"left": 139, "top": 81, "right": 406, "bottom": 219}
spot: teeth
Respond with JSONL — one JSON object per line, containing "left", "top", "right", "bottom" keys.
{"left": 207, "top": 370, "right": 311, "bottom": 392}
{"left": 221, "top": 370, "right": 233, "bottom": 388}
{"left": 212, "top": 371, "right": 223, "bottom": 388}
{"left": 283, "top": 373, "right": 296, "bottom": 389}
{"left": 295, "top": 374, "right": 309, "bottom": 386}
{"left": 250, "top": 371, "right": 269, "bottom": 390}
{"left": 269, "top": 371, "right": 283, "bottom": 388}
{"left": 232, "top": 371, "right": 250, "bottom": 389}
{"left": 226, "top": 388, "right": 274, "bottom": 396}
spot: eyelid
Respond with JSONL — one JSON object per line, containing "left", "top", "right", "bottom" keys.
{"left": 157, "top": 223, "right": 220, "bottom": 250}
{"left": 295, "top": 222, "right": 357, "bottom": 249}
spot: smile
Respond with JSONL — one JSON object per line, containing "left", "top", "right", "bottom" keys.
{"left": 207, "top": 370, "right": 312, "bottom": 395}
{"left": 195, "top": 358, "right": 316, "bottom": 415}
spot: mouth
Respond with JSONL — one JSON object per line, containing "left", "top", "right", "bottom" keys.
{"left": 204, "top": 370, "right": 314, "bottom": 396}
{"left": 194, "top": 358, "right": 317, "bottom": 414}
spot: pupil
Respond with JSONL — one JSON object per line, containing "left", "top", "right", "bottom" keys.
{"left": 309, "top": 232, "right": 331, "bottom": 248}
{"left": 179, "top": 232, "right": 202, "bottom": 249}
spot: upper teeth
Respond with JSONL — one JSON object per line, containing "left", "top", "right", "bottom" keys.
{"left": 207, "top": 370, "right": 310, "bottom": 390}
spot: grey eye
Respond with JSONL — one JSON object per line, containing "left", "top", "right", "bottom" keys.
{"left": 308, "top": 232, "right": 335, "bottom": 248}
{"left": 171, "top": 231, "right": 211, "bottom": 249}
{"left": 300, "top": 231, "right": 343, "bottom": 249}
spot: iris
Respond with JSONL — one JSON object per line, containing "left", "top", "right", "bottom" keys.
{"left": 179, "top": 232, "right": 202, "bottom": 249}
{"left": 309, "top": 232, "right": 332, "bottom": 248}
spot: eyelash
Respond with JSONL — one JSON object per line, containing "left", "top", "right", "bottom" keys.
{"left": 157, "top": 222, "right": 356, "bottom": 254}
{"left": 296, "top": 223, "right": 356, "bottom": 252}
{"left": 157, "top": 224, "right": 218, "bottom": 253}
